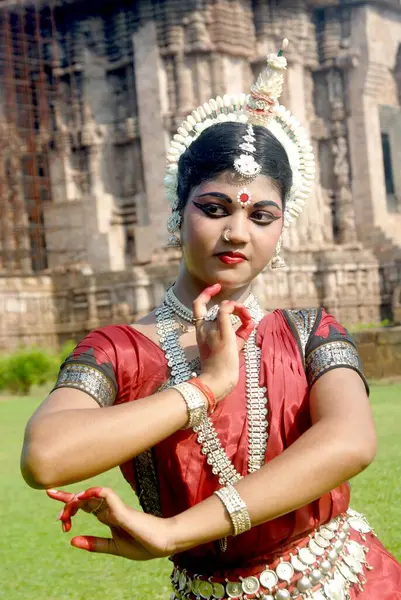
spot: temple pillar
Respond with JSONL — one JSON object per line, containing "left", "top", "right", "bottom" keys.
{"left": 132, "top": 20, "right": 169, "bottom": 263}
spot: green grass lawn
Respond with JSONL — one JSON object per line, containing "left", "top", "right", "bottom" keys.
{"left": 0, "top": 384, "right": 400, "bottom": 599}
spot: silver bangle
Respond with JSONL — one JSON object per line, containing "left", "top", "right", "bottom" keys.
{"left": 173, "top": 382, "right": 207, "bottom": 429}
{"left": 214, "top": 484, "right": 251, "bottom": 536}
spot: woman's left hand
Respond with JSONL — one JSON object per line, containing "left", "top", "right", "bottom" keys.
{"left": 47, "top": 487, "right": 176, "bottom": 561}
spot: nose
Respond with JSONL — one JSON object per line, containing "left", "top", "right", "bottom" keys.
{"left": 225, "top": 211, "right": 251, "bottom": 244}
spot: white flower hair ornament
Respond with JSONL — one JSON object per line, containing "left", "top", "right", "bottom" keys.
{"left": 165, "top": 38, "right": 315, "bottom": 252}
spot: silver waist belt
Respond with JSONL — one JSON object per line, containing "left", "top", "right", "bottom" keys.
{"left": 171, "top": 508, "right": 374, "bottom": 600}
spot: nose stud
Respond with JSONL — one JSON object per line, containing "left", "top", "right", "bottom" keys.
{"left": 222, "top": 229, "right": 231, "bottom": 242}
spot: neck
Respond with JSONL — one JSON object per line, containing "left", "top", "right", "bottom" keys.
{"left": 172, "top": 262, "right": 252, "bottom": 310}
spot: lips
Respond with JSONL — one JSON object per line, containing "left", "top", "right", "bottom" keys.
{"left": 216, "top": 251, "right": 247, "bottom": 260}
{"left": 216, "top": 251, "right": 247, "bottom": 265}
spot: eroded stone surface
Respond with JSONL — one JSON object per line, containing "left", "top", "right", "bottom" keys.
{"left": 1, "top": 0, "right": 401, "bottom": 351}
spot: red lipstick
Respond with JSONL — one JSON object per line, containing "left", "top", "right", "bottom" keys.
{"left": 217, "top": 251, "right": 247, "bottom": 265}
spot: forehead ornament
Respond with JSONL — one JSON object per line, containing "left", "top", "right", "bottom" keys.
{"left": 236, "top": 187, "right": 252, "bottom": 207}
{"left": 233, "top": 124, "right": 261, "bottom": 179}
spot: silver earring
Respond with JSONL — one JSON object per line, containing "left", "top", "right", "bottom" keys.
{"left": 167, "top": 211, "right": 182, "bottom": 247}
{"left": 222, "top": 229, "right": 231, "bottom": 242}
{"left": 167, "top": 233, "right": 181, "bottom": 247}
{"left": 270, "top": 236, "right": 286, "bottom": 269}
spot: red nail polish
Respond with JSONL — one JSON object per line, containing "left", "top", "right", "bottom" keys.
{"left": 71, "top": 536, "right": 96, "bottom": 552}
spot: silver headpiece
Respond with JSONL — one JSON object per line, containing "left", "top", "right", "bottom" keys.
{"left": 165, "top": 38, "right": 315, "bottom": 245}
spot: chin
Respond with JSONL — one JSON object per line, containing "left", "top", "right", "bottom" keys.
{"left": 199, "top": 267, "right": 253, "bottom": 290}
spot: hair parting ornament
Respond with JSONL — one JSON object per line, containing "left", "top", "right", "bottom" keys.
{"left": 165, "top": 38, "right": 316, "bottom": 263}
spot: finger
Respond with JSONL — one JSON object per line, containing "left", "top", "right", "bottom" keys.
{"left": 235, "top": 318, "right": 255, "bottom": 342}
{"left": 47, "top": 489, "right": 78, "bottom": 504}
{"left": 192, "top": 283, "right": 221, "bottom": 321}
{"left": 59, "top": 497, "right": 86, "bottom": 521}
{"left": 76, "top": 487, "right": 126, "bottom": 525}
{"left": 75, "top": 486, "right": 104, "bottom": 501}
{"left": 70, "top": 536, "right": 120, "bottom": 556}
{"left": 231, "top": 303, "right": 253, "bottom": 323}
{"left": 217, "top": 300, "right": 237, "bottom": 338}
{"left": 229, "top": 303, "right": 254, "bottom": 340}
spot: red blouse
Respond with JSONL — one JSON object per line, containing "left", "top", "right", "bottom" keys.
{"left": 53, "top": 308, "right": 401, "bottom": 596}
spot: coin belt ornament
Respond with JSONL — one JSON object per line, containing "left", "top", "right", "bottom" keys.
{"left": 170, "top": 511, "right": 374, "bottom": 600}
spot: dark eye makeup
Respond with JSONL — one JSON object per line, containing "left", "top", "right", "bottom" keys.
{"left": 192, "top": 200, "right": 281, "bottom": 226}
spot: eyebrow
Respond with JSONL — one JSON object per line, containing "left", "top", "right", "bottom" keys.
{"left": 253, "top": 200, "right": 282, "bottom": 210}
{"left": 196, "top": 192, "right": 232, "bottom": 203}
{"left": 195, "top": 192, "right": 282, "bottom": 211}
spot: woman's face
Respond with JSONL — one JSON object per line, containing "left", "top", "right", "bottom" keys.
{"left": 180, "top": 170, "right": 284, "bottom": 290}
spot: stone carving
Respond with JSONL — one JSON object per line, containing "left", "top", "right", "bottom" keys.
{"left": 1, "top": 0, "right": 398, "bottom": 350}
{"left": 326, "top": 68, "right": 357, "bottom": 244}
{"left": 392, "top": 285, "right": 401, "bottom": 324}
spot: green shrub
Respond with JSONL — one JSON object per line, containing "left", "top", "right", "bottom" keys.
{"left": 59, "top": 339, "right": 77, "bottom": 363}
{"left": 348, "top": 319, "right": 392, "bottom": 333}
{"left": 0, "top": 348, "right": 59, "bottom": 395}
{"left": 0, "top": 357, "right": 8, "bottom": 391}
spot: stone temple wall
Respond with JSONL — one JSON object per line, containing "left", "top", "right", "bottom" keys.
{"left": 2, "top": 248, "right": 380, "bottom": 352}
{"left": 0, "top": 0, "right": 401, "bottom": 351}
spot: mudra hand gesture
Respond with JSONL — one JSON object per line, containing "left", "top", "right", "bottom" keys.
{"left": 47, "top": 487, "right": 175, "bottom": 560}
{"left": 193, "top": 283, "right": 255, "bottom": 402}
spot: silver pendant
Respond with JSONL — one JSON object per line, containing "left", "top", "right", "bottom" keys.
{"left": 348, "top": 517, "right": 371, "bottom": 534}
{"left": 226, "top": 582, "right": 242, "bottom": 598}
{"left": 310, "top": 568, "right": 322, "bottom": 585}
{"left": 212, "top": 582, "right": 225, "bottom": 599}
{"left": 259, "top": 569, "right": 278, "bottom": 590}
{"left": 296, "top": 576, "right": 312, "bottom": 593}
{"left": 326, "top": 519, "right": 339, "bottom": 532}
{"left": 324, "top": 578, "right": 346, "bottom": 600}
{"left": 328, "top": 549, "right": 339, "bottom": 564}
{"left": 276, "top": 561, "right": 294, "bottom": 583}
{"left": 241, "top": 576, "right": 260, "bottom": 594}
{"left": 198, "top": 580, "right": 213, "bottom": 599}
{"left": 319, "top": 527, "right": 335, "bottom": 540}
{"left": 298, "top": 547, "right": 317, "bottom": 565}
{"left": 178, "top": 572, "right": 187, "bottom": 591}
{"left": 342, "top": 553, "right": 364, "bottom": 574}
{"left": 320, "top": 559, "right": 332, "bottom": 574}
{"left": 309, "top": 539, "right": 325, "bottom": 556}
{"left": 336, "top": 562, "right": 359, "bottom": 585}
{"left": 333, "top": 539, "right": 345, "bottom": 553}
{"left": 275, "top": 590, "right": 291, "bottom": 600}
{"left": 345, "top": 541, "right": 366, "bottom": 562}
{"left": 291, "top": 554, "right": 308, "bottom": 572}
{"left": 315, "top": 533, "right": 331, "bottom": 548}
{"left": 191, "top": 579, "right": 200, "bottom": 595}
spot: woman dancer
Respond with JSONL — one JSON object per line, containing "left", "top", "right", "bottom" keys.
{"left": 21, "top": 41, "right": 401, "bottom": 599}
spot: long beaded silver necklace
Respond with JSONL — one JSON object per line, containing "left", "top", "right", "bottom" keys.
{"left": 155, "top": 287, "right": 268, "bottom": 484}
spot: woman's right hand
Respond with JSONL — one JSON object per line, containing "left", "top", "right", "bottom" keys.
{"left": 193, "top": 283, "right": 255, "bottom": 402}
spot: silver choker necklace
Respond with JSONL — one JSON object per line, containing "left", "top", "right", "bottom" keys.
{"left": 165, "top": 286, "right": 257, "bottom": 324}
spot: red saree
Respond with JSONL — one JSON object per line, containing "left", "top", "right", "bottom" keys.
{"left": 54, "top": 309, "right": 401, "bottom": 598}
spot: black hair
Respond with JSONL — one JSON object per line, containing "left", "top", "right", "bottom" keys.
{"left": 176, "top": 122, "right": 292, "bottom": 214}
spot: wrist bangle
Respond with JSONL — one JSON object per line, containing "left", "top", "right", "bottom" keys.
{"left": 214, "top": 484, "right": 251, "bottom": 536}
{"left": 173, "top": 382, "right": 207, "bottom": 429}
{"left": 188, "top": 377, "right": 217, "bottom": 414}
